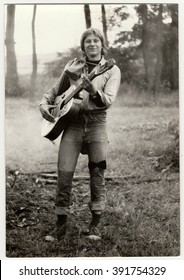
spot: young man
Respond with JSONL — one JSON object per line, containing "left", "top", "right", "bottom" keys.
{"left": 39, "top": 28, "right": 121, "bottom": 240}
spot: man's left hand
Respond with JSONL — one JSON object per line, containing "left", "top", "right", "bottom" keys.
{"left": 81, "top": 74, "right": 97, "bottom": 96}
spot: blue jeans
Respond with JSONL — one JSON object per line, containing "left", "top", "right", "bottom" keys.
{"left": 55, "top": 111, "right": 108, "bottom": 215}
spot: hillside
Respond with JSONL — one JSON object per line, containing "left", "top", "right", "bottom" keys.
{"left": 16, "top": 53, "right": 58, "bottom": 74}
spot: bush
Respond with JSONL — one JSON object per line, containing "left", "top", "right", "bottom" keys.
{"left": 44, "top": 47, "right": 81, "bottom": 78}
{"left": 155, "top": 119, "right": 179, "bottom": 172}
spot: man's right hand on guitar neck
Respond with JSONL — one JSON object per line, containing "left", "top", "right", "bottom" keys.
{"left": 39, "top": 104, "right": 56, "bottom": 123}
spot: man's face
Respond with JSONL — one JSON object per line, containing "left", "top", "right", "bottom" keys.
{"left": 83, "top": 34, "right": 102, "bottom": 61}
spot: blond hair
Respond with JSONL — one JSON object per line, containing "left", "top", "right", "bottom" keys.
{"left": 80, "top": 28, "right": 107, "bottom": 55}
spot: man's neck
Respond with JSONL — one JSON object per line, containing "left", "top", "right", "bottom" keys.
{"left": 86, "top": 55, "right": 102, "bottom": 62}
{"left": 86, "top": 58, "right": 101, "bottom": 64}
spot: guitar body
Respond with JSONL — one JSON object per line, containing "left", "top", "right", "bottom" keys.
{"left": 41, "top": 86, "right": 82, "bottom": 140}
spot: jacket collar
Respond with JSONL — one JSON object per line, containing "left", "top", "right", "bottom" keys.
{"left": 65, "top": 56, "right": 106, "bottom": 80}
{"left": 85, "top": 56, "right": 106, "bottom": 66}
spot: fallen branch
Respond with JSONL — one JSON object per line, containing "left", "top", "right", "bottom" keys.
{"left": 133, "top": 177, "right": 178, "bottom": 184}
{"left": 40, "top": 173, "right": 138, "bottom": 181}
{"left": 37, "top": 174, "right": 179, "bottom": 185}
{"left": 7, "top": 170, "right": 179, "bottom": 185}
{"left": 37, "top": 178, "right": 56, "bottom": 185}
{"left": 41, "top": 173, "right": 57, "bottom": 179}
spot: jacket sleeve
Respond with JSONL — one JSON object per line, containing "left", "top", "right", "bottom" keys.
{"left": 97, "top": 65, "right": 121, "bottom": 109}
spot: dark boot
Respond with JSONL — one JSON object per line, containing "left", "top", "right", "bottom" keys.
{"left": 56, "top": 215, "right": 67, "bottom": 240}
{"left": 86, "top": 212, "right": 102, "bottom": 240}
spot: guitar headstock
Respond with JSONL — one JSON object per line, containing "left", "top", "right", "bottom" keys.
{"left": 104, "top": 58, "right": 116, "bottom": 70}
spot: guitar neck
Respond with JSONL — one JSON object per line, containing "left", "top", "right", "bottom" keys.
{"left": 63, "top": 70, "right": 97, "bottom": 105}
{"left": 62, "top": 59, "right": 115, "bottom": 105}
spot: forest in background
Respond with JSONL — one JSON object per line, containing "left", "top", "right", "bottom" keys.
{"left": 5, "top": 3, "right": 178, "bottom": 97}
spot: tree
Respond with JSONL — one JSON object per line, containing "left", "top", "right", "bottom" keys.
{"left": 30, "top": 4, "right": 37, "bottom": 98}
{"left": 101, "top": 4, "right": 108, "bottom": 47}
{"left": 136, "top": 4, "right": 156, "bottom": 91}
{"left": 153, "top": 4, "right": 163, "bottom": 95}
{"left": 162, "top": 4, "right": 178, "bottom": 90}
{"left": 5, "top": 4, "right": 20, "bottom": 96}
{"left": 110, "top": 4, "right": 178, "bottom": 91}
{"left": 84, "top": 4, "right": 91, "bottom": 28}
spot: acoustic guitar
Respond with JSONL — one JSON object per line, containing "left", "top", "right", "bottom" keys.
{"left": 41, "top": 58, "right": 115, "bottom": 141}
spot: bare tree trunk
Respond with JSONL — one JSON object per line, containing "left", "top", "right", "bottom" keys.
{"left": 169, "top": 5, "right": 178, "bottom": 90}
{"left": 162, "top": 5, "right": 178, "bottom": 90}
{"left": 84, "top": 4, "right": 91, "bottom": 28}
{"left": 154, "top": 4, "right": 163, "bottom": 95}
{"left": 30, "top": 4, "right": 37, "bottom": 98}
{"left": 101, "top": 4, "right": 108, "bottom": 47}
{"left": 140, "top": 4, "right": 154, "bottom": 91}
{"left": 5, "top": 4, "right": 20, "bottom": 96}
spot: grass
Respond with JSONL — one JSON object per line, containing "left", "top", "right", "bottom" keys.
{"left": 6, "top": 173, "right": 179, "bottom": 257}
{"left": 5, "top": 77, "right": 180, "bottom": 257}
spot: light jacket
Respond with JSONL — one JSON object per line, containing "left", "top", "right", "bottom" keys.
{"left": 40, "top": 56, "right": 121, "bottom": 113}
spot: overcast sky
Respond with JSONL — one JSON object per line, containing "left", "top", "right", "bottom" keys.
{"left": 4, "top": 4, "right": 137, "bottom": 55}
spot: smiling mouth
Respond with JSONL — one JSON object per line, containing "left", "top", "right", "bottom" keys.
{"left": 88, "top": 48, "right": 98, "bottom": 51}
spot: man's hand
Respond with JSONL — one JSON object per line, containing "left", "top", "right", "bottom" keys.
{"left": 81, "top": 74, "right": 97, "bottom": 96}
{"left": 39, "top": 104, "right": 56, "bottom": 123}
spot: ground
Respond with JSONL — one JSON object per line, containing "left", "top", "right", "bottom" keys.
{"left": 6, "top": 171, "right": 179, "bottom": 257}
{"left": 5, "top": 86, "right": 179, "bottom": 257}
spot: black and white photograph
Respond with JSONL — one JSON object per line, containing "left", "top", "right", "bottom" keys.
{"left": 4, "top": 2, "right": 180, "bottom": 259}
